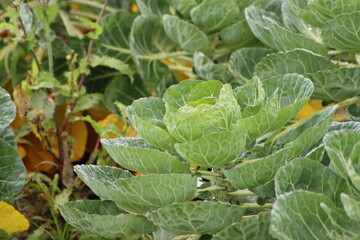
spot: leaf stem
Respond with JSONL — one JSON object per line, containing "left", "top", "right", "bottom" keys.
{"left": 195, "top": 170, "right": 222, "bottom": 177}
{"left": 138, "top": 51, "right": 191, "bottom": 60}
{"left": 68, "top": 0, "right": 117, "bottom": 12}
{"left": 227, "top": 189, "right": 256, "bottom": 196}
{"left": 101, "top": 44, "right": 132, "bottom": 54}
{"left": 198, "top": 185, "right": 225, "bottom": 192}
{"left": 338, "top": 96, "right": 360, "bottom": 108}
{"left": 241, "top": 203, "right": 273, "bottom": 210}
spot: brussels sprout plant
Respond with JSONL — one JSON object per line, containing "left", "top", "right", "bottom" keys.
{"left": 59, "top": 77, "right": 360, "bottom": 239}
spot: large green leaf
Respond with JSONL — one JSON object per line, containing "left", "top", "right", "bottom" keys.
{"left": 74, "top": 165, "right": 132, "bottom": 200}
{"left": 98, "top": 11, "right": 135, "bottom": 61}
{"left": 113, "top": 174, "right": 197, "bottom": 214}
{"left": 76, "top": 165, "right": 197, "bottom": 214}
{"left": 193, "top": 51, "right": 238, "bottom": 85}
{"left": 329, "top": 121, "right": 360, "bottom": 133}
{"left": 262, "top": 73, "right": 314, "bottom": 130}
{"left": 226, "top": 106, "right": 335, "bottom": 189}
{"left": 164, "top": 83, "right": 241, "bottom": 143}
{"left": 274, "top": 106, "right": 336, "bottom": 157}
{"left": 190, "top": 0, "right": 239, "bottom": 33}
{"left": 58, "top": 200, "right": 156, "bottom": 239}
{"left": 136, "top": 0, "right": 171, "bottom": 16}
{"left": 0, "top": 138, "right": 26, "bottom": 202}
{"left": 171, "top": 0, "right": 197, "bottom": 18}
{"left": 245, "top": 6, "right": 327, "bottom": 55}
{"left": 0, "top": 127, "right": 16, "bottom": 149}
{"left": 130, "top": 15, "right": 177, "bottom": 93}
{"left": 347, "top": 104, "right": 360, "bottom": 122}
{"left": 306, "top": 68, "right": 360, "bottom": 102}
{"left": 254, "top": 49, "right": 335, "bottom": 79}
{"left": 220, "top": 13, "right": 258, "bottom": 50}
{"left": 270, "top": 191, "right": 340, "bottom": 240}
{"left": 213, "top": 211, "right": 274, "bottom": 240}
{"left": 234, "top": 76, "right": 265, "bottom": 117}
{"left": 101, "top": 137, "right": 190, "bottom": 174}
{"left": 309, "top": 0, "right": 360, "bottom": 22}
{"left": 229, "top": 48, "right": 273, "bottom": 83}
{"left": 127, "top": 97, "right": 178, "bottom": 152}
{"left": 341, "top": 193, "right": 360, "bottom": 222}
{"left": 104, "top": 74, "right": 148, "bottom": 115}
{"left": 321, "top": 12, "right": 360, "bottom": 51}
{"left": 324, "top": 130, "right": 360, "bottom": 180}
{"left": 320, "top": 202, "right": 360, "bottom": 240}
{"left": 163, "top": 14, "right": 213, "bottom": 54}
{"left": 225, "top": 146, "right": 290, "bottom": 189}
{"left": 175, "top": 130, "right": 246, "bottom": 167}
{"left": 163, "top": 79, "right": 202, "bottom": 110}
{"left": 0, "top": 88, "right": 16, "bottom": 130}
{"left": 275, "top": 158, "right": 350, "bottom": 205}
{"left": 147, "top": 202, "right": 245, "bottom": 235}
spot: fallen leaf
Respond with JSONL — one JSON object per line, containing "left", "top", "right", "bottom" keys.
{"left": 296, "top": 100, "right": 327, "bottom": 119}
{"left": 98, "top": 114, "right": 137, "bottom": 138}
{"left": 0, "top": 201, "right": 29, "bottom": 234}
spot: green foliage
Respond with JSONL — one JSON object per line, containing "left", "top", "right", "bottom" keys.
{"left": 0, "top": 88, "right": 26, "bottom": 203}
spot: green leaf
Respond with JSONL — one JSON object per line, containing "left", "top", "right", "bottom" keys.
{"left": 329, "top": 121, "right": 360, "bottom": 133}
{"left": 262, "top": 73, "right": 314, "bottom": 130}
{"left": 147, "top": 202, "right": 245, "bottom": 235}
{"left": 341, "top": 193, "right": 360, "bottom": 222}
{"left": 270, "top": 191, "right": 340, "bottom": 240}
{"left": 74, "top": 165, "right": 132, "bottom": 200}
{"left": 163, "top": 14, "right": 213, "bottom": 54}
{"left": 213, "top": 211, "right": 274, "bottom": 240}
{"left": 76, "top": 165, "right": 197, "bottom": 214}
{"left": 229, "top": 48, "right": 273, "bottom": 83}
{"left": 98, "top": 11, "right": 135, "bottom": 61}
{"left": 0, "top": 127, "right": 16, "bottom": 149}
{"left": 172, "top": 0, "right": 198, "bottom": 18}
{"left": 164, "top": 83, "right": 241, "bottom": 143}
{"left": 0, "top": 138, "right": 26, "bottom": 202}
{"left": 226, "top": 106, "right": 335, "bottom": 189}
{"left": 190, "top": 0, "right": 239, "bottom": 33}
{"left": 175, "top": 130, "right": 246, "bottom": 167}
{"left": 347, "top": 142, "right": 360, "bottom": 191}
{"left": 130, "top": 15, "right": 177, "bottom": 93}
{"left": 233, "top": 94, "right": 278, "bottom": 143}
{"left": 225, "top": 146, "right": 290, "bottom": 189}
{"left": 254, "top": 49, "right": 335, "bottom": 79}
{"left": 321, "top": 12, "right": 360, "bottom": 51}
{"left": 308, "top": 0, "right": 360, "bottom": 21}
{"left": 163, "top": 79, "right": 202, "bottom": 110}
{"left": 306, "top": 68, "right": 360, "bottom": 102}
{"left": 89, "top": 55, "right": 134, "bottom": 80}
{"left": 0, "top": 88, "right": 16, "bottom": 129}
{"left": 234, "top": 76, "right": 265, "bottom": 117}
{"left": 193, "top": 52, "right": 237, "bottom": 85}
{"left": 58, "top": 200, "right": 156, "bottom": 239}
{"left": 220, "top": 13, "right": 258, "bottom": 50}
{"left": 324, "top": 130, "right": 360, "bottom": 180}
{"left": 101, "top": 137, "right": 190, "bottom": 174}
{"left": 320, "top": 202, "right": 360, "bottom": 240}
{"left": 274, "top": 106, "right": 336, "bottom": 157}
{"left": 305, "top": 144, "right": 325, "bottom": 162}
{"left": 245, "top": 6, "right": 327, "bottom": 55}
{"left": 136, "top": 0, "right": 171, "bottom": 16}
{"left": 127, "top": 97, "right": 179, "bottom": 152}
{"left": 275, "top": 158, "right": 350, "bottom": 205}
{"left": 113, "top": 174, "right": 197, "bottom": 214}
{"left": 104, "top": 75, "right": 148, "bottom": 115}
{"left": 347, "top": 104, "right": 360, "bottom": 122}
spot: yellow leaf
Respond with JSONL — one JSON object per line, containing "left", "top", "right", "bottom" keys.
{"left": 0, "top": 201, "right": 29, "bottom": 234}
{"left": 296, "top": 100, "right": 326, "bottom": 119}
{"left": 98, "top": 114, "right": 137, "bottom": 138}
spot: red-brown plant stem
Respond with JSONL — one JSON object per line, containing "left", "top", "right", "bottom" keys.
{"left": 60, "top": 0, "right": 109, "bottom": 133}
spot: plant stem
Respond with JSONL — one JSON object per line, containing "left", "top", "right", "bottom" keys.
{"left": 68, "top": 0, "right": 117, "bottom": 12}
{"left": 60, "top": 0, "right": 109, "bottom": 133}
{"left": 227, "top": 189, "right": 256, "bottom": 196}
{"left": 44, "top": 20, "right": 54, "bottom": 75}
{"left": 198, "top": 185, "right": 225, "bottom": 192}
{"left": 196, "top": 170, "right": 222, "bottom": 177}
{"left": 241, "top": 203, "right": 273, "bottom": 210}
{"left": 100, "top": 44, "right": 132, "bottom": 54}
{"left": 138, "top": 51, "right": 191, "bottom": 60}
{"left": 338, "top": 96, "right": 360, "bottom": 108}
